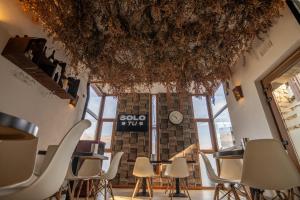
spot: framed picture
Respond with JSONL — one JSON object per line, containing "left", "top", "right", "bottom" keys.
{"left": 287, "top": 0, "right": 300, "bottom": 24}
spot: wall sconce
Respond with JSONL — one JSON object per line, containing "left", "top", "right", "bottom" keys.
{"left": 232, "top": 85, "right": 244, "bottom": 101}
{"left": 69, "top": 95, "right": 79, "bottom": 107}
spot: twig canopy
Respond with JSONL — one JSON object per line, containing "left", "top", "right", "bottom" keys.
{"left": 21, "top": 0, "right": 284, "bottom": 95}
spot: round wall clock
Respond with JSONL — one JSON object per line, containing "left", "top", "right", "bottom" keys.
{"left": 169, "top": 111, "right": 184, "bottom": 125}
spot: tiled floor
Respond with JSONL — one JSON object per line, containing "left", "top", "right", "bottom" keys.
{"left": 94, "top": 189, "right": 214, "bottom": 200}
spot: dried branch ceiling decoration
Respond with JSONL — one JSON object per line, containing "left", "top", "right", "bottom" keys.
{"left": 21, "top": 0, "right": 284, "bottom": 95}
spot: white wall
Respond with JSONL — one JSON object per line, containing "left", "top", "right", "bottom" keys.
{"left": 227, "top": 5, "right": 300, "bottom": 144}
{"left": 0, "top": 0, "right": 87, "bottom": 151}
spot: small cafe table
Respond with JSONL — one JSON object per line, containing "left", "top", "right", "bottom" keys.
{"left": 213, "top": 147, "right": 244, "bottom": 159}
{"left": 136, "top": 160, "right": 196, "bottom": 197}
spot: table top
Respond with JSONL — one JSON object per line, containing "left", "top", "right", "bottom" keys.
{"left": 73, "top": 152, "right": 109, "bottom": 160}
{"left": 127, "top": 159, "right": 196, "bottom": 164}
{"left": 0, "top": 112, "right": 38, "bottom": 140}
{"left": 213, "top": 146, "right": 244, "bottom": 159}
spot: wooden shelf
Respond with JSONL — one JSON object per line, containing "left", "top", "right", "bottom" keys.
{"left": 1, "top": 37, "right": 75, "bottom": 100}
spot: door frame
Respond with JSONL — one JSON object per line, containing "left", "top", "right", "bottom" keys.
{"left": 261, "top": 47, "right": 300, "bottom": 171}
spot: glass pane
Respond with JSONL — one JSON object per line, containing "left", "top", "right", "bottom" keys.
{"left": 101, "top": 122, "right": 113, "bottom": 149}
{"left": 102, "top": 152, "right": 111, "bottom": 172}
{"left": 81, "top": 113, "right": 98, "bottom": 140}
{"left": 199, "top": 153, "right": 217, "bottom": 186}
{"left": 214, "top": 108, "right": 234, "bottom": 148}
{"left": 152, "top": 129, "right": 157, "bottom": 155}
{"left": 192, "top": 96, "right": 209, "bottom": 118}
{"left": 152, "top": 95, "right": 157, "bottom": 155}
{"left": 152, "top": 95, "right": 157, "bottom": 126}
{"left": 103, "top": 96, "right": 118, "bottom": 118}
{"left": 87, "top": 86, "right": 101, "bottom": 117}
{"left": 197, "top": 122, "right": 213, "bottom": 150}
{"left": 211, "top": 84, "right": 227, "bottom": 116}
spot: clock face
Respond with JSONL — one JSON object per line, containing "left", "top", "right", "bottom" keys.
{"left": 169, "top": 111, "right": 183, "bottom": 125}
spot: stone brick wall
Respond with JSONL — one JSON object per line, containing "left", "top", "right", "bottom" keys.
{"left": 111, "top": 93, "right": 201, "bottom": 187}
{"left": 156, "top": 93, "right": 201, "bottom": 187}
{"left": 111, "top": 94, "right": 150, "bottom": 186}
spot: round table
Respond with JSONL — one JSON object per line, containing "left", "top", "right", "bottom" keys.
{"left": 0, "top": 112, "right": 38, "bottom": 140}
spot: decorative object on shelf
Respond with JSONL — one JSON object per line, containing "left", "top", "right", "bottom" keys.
{"left": 233, "top": 85, "right": 244, "bottom": 101}
{"left": 1, "top": 36, "right": 79, "bottom": 101}
{"left": 67, "top": 77, "right": 80, "bottom": 99}
{"left": 286, "top": 0, "right": 300, "bottom": 24}
{"left": 69, "top": 95, "right": 79, "bottom": 107}
{"left": 169, "top": 111, "right": 184, "bottom": 125}
{"left": 21, "top": 1, "right": 284, "bottom": 96}
{"left": 116, "top": 114, "right": 148, "bottom": 132}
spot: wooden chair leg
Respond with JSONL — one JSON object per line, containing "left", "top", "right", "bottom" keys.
{"left": 213, "top": 184, "right": 219, "bottom": 200}
{"left": 184, "top": 179, "right": 191, "bottom": 200}
{"left": 108, "top": 181, "right": 115, "bottom": 200}
{"left": 132, "top": 178, "right": 141, "bottom": 198}
{"left": 242, "top": 185, "right": 252, "bottom": 200}
{"left": 86, "top": 180, "right": 90, "bottom": 200}
{"left": 77, "top": 180, "right": 83, "bottom": 200}
{"left": 146, "top": 178, "right": 152, "bottom": 198}
{"left": 170, "top": 178, "right": 174, "bottom": 200}
{"left": 165, "top": 178, "right": 170, "bottom": 194}
{"left": 231, "top": 185, "right": 241, "bottom": 200}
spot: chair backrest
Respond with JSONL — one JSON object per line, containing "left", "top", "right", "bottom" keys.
{"left": 200, "top": 152, "right": 220, "bottom": 183}
{"left": 105, "top": 152, "right": 124, "bottom": 180}
{"left": 37, "top": 145, "right": 58, "bottom": 176}
{"left": 133, "top": 157, "right": 154, "bottom": 177}
{"left": 5, "top": 120, "right": 91, "bottom": 200}
{"left": 163, "top": 164, "right": 172, "bottom": 177}
{"left": 77, "top": 159, "right": 102, "bottom": 177}
{"left": 219, "top": 159, "right": 243, "bottom": 181}
{"left": 169, "top": 157, "right": 189, "bottom": 178}
{"left": 241, "top": 139, "right": 300, "bottom": 190}
{"left": 0, "top": 138, "right": 38, "bottom": 187}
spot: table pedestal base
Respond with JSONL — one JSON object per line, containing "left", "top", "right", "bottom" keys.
{"left": 136, "top": 192, "right": 150, "bottom": 197}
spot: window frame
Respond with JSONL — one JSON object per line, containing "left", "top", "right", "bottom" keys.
{"left": 192, "top": 96, "right": 218, "bottom": 154}
{"left": 81, "top": 84, "right": 118, "bottom": 153}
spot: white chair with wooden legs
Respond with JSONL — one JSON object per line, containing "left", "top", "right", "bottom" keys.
{"left": 241, "top": 139, "right": 300, "bottom": 200}
{"left": 168, "top": 157, "right": 191, "bottom": 200}
{"left": 132, "top": 157, "right": 155, "bottom": 198}
{"left": 0, "top": 120, "right": 91, "bottom": 200}
{"left": 200, "top": 152, "right": 251, "bottom": 200}
{"left": 94, "top": 151, "right": 124, "bottom": 200}
{"left": 75, "top": 159, "right": 102, "bottom": 199}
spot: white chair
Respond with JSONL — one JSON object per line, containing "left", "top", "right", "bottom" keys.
{"left": 0, "top": 120, "right": 91, "bottom": 200}
{"left": 200, "top": 152, "right": 251, "bottom": 200}
{"left": 132, "top": 157, "right": 155, "bottom": 198}
{"left": 95, "top": 151, "right": 124, "bottom": 200}
{"left": 0, "top": 138, "right": 38, "bottom": 187}
{"left": 219, "top": 159, "right": 243, "bottom": 181}
{"left": 241, "top": 139, "right": 300, "bottom": 199}
{"left": 65, "top": 161, "right": 99, "bottom": 200}
{"left": 168, "top": 157, "right": 191, "bottom": 200}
